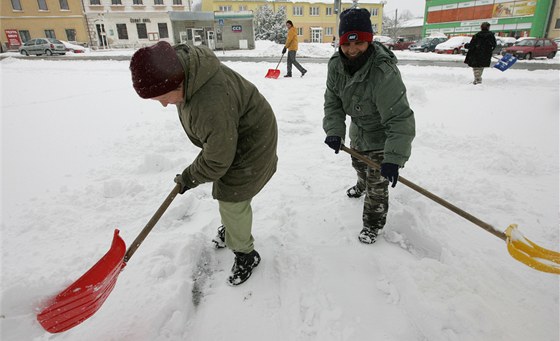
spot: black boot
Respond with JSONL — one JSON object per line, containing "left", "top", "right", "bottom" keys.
{"left": 212, "top": 225, "right": 226, "bottom": 249}
{"left": 358, "top": 227, "right": 379, "bottom": 244}
{"left": 284, "top": 74, "right": 292, "bottom": 78}
{"left": 228, "top": 250, "right": 261, "bottom": 286}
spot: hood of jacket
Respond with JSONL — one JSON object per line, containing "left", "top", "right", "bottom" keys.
{"left": 174, "top": 44, "right": 221, "bottom": 104}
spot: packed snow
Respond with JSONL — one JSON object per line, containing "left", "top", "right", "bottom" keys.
{"left": 1, "top": 41, "right": 558, "bottom": 341}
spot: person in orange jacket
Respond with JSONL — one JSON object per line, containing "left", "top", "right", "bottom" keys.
{"left": 282, "top": 20, "right": 307, "bottom": 78}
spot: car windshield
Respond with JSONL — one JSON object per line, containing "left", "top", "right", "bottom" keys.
{"left": 47, "top": 38, "right": 63, "bottom": 44}
{"left": 516, "top": 40, "right": 536, "bottom": 46}
{"left": 419, "top": 38, "right": 431, "bottom": 44}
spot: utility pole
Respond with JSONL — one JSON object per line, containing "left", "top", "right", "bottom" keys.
{"left": 394, "top": 8, "right": 398, "bottom": 39}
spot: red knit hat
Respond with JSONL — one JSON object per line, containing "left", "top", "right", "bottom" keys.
{"left": 130, "top": 41, "right": 184, "bottom": 99}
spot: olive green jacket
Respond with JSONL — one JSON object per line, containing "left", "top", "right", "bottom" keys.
{"left": 175, "top": 44, "right": 278, "bottom": 202}
{"left": 323, "top": 42, "right": 415, "bottom": 167}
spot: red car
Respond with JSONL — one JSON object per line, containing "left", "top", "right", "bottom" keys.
{"left": 384, "top": 38, "right": 415, "bottom": 50}
{"left": 503, "top": 38, "right": 557, "bottom": 59}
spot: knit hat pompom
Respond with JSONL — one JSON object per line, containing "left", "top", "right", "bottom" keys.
{"left": 339, "top": 8, "right": 373, "bottom": 45}
{"left": 130, "top": 41, "right": 184, "bottom": 99}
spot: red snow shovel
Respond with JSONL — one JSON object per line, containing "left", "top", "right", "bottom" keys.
{"left": 265, "top": 53, "right": 284, "bottom": 79}
{"left": 36, "top": 183, "right": 182, "bottom": 333}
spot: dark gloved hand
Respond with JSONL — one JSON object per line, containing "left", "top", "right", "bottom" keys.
{"left": 282, "top": 46, "right": 287, "bottom": 54}
{"left": 324, "top": 136, "right": 342, "bottom": 154}
{"left": 380, "top": 163, "right": 399, "bottom": 188}
{"left": 174, "top": 174, "right": 190, "bottom": 194}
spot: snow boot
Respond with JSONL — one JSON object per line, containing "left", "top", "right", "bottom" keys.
{"left": 346, "top": 185, "right": 364, "bottom": 198}
{"left": 358, "top": 227, "right": 379, "bottom": 244}
{"left": 227, "top": 250, "right": 261, "bottom": 286}
{"left": 212, "top": 225, "right": 226, "bottom": 249}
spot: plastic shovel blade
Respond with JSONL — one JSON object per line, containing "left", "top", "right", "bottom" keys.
{"left": 37, "top": 229, "right": 127, "bottom": 333}
{"left": 265, "top": 69, "right": 280, "bottom": 79}
{"left": 494, "top": 53, "right": 517, "bottom": 72}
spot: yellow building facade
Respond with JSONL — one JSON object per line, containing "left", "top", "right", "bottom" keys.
{"left": 1, "top": 0, "right": 89, "bottom": 50}
{"left": 201, "top": 0, "right": 384, "bottom": 44}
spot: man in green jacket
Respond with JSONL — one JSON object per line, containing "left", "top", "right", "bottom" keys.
{"left": 130, "top": 41, "right": 278, "bottom": 285}
{"left": 323, "top": 8, "right": 415, "bottom": 244}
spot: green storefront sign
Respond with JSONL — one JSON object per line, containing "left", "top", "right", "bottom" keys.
{"left": 423, "top": 0, "right": 552, "bottom": 37}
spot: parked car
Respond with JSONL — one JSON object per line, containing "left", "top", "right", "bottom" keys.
{"left": 461, "top": 37, "right": 505, "bottom": 55}
{"left": 409, "top": 36, "right": 448, "bottom": 52}
{"left": 60, "top": 40, "right": 85, "bottom": 53}
{"left": 501, "top": 37, "right": 517, "bottom": 47}
{"left": 19, "top": 38, "right": 66, "bottom": 56}
{"left": 502, "top": 38, "right": 557, "bottom": 59}
{"left": 373, "top": 35, "right": 392, "bottom": 44}
{"left": 435, "top": 36, "right": 472, "bottom": 54}
{"left": 384, "top": 37, "right": 415, "bottom": 50}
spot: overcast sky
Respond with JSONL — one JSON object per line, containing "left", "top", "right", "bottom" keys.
{"left": 383, "top": 0, "right": 426, "bottom": 18}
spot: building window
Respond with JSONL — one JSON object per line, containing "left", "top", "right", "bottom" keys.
{"left": 90, "top": 0, "right": 100, "bottom": 4}
{"left": 293, "top": 6, "right": 303, "bottom": 16}
{"left": 173, "top": 0, "right": 182, "bottom": 4}
{"left": 11, "top": 0, "right": 22, "bottom": 10}
{"left": 219, "top": 5, "right": 231, "bottom": 11}
{"left": 297, "top": 27, "right": 303, "bottom": 35}
{"left": 117, "top": 24, "right": 128, "bottom": 39}
{"left": 19, "top": 30, "right": 31, "bottom": 42}
{"left": 154, "top": 0, "right": 163, "bottom": 5}
{"left": 45, "top": 29, "right": 56, "bottom": 38}
{"left": 371, "top": 8, "right": 378, "bottom": 16}
{"left": 158, "top": 23, "right": 169, "bottom": 38}
{"left": 555, "top": 19, "right": 560, "bottom": 29}
{"left": 326, "top": 27, "right": 333, "bottom": 35}
{"left": 239, "top": 5, "right": 247, "bottom": 11}
{"left": 65, "top": 29, "right": 76, "bottom": 41}
{"left": 137, "top": 23, "right": 148, "bottom": 39}
{"left": 310, "top": 7, "right": 319, "bottom": 16}
{"left": 59, "top": 0, "right": 69, "bottom": 9}
{"left": 133, "top": 0, "right": 143, "bottom": 4}
{"left": 326, "top": 7, "right": 332, "bottom": 16}
{"left": 37, "top": 0, "right": 48, "bottom": 10}
{"left": 112, "top": 0, "right": 122, "bottom": 4}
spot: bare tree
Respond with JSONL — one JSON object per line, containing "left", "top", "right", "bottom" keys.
{"left": 382, "top": 9, "right": 414, "bottom": 38}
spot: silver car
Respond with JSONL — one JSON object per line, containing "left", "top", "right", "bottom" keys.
{"left": 19, "top": 38, "right": 66, "bottom": 56}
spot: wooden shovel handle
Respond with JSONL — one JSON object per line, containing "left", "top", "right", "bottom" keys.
{"left": 124, "top": 183, "right": 182, "bottom": 262}
{"left": 340, "top": 145, "right": 507, "bottom": 241}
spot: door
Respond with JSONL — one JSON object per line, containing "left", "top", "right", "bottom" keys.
{"left": 192, "top": 28, "right": 203, "bottom": 46}
{"left": 311, "top": 28, "right": 322, "bottom": 43}
{"left": 96, "top": 24, "right": 108, "bottom": 47}
{"left": 207, "top": 31, "right": 215, "bottom": 50}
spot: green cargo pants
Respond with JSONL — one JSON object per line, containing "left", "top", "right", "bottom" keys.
{"left": 218, "top": 199, "right": 254, "bottom": 254}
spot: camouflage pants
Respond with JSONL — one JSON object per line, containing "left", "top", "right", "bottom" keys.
{"left": 473, "top": 67, "right": 484, "bottom": 84}
{"left": 350, "top": 150, "right": 389, "bottom": 230}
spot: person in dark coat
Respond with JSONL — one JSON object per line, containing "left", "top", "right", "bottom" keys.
{"left": 464, "top": 22, "right": 497, "bottom": 84}
{"left": 129, "top": 41, "right": 278, "bottom": 286}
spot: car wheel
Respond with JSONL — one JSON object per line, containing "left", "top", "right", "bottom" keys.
{"left": 525, "top": 52, "right": 532, "bottom": 60}
{"left": 46, "top": 49, "right": 53, "bottom": 56}
{"left": 389, "top": 46, "right": 393, "bottom": 50}
{"left": 547, "top": 52, "right": 556, "bottom": 59}
{"left": 20, "top": 50, "right": 29, "bottom": 56}
{"left": 453, "top": 49, "right": 458, "bottom": 54}
{"left": 423, "top": 47, "right": 428, "bottom": 52}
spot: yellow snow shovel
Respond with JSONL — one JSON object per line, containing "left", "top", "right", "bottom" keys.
{"left": 341, "top": 145, "right": 560, "bottom": 274}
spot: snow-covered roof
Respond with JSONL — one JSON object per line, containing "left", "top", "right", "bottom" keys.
{"left": 401, "top": 18, "right": 424, "bottom": 28}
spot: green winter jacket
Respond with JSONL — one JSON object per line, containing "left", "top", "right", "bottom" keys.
{"left": 323, "top": 42, "right": 415, "bottom": 167}
{"left": 175, "top": 44, "right": 278, "bottom": 202}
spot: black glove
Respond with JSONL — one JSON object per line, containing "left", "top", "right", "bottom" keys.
{"left": 380, "top": 163, "right": 399, "bottom": 188}
{"left": 324, "top": 136, "right": 342, "bottom": 154}
{"left": 174, "top": 174, "right": 190, "bottom": 194}
{"left": 282, "top": 46, "right": 287, "bottom": 54}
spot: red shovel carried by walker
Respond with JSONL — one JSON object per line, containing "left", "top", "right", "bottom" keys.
{"left": 36, "top": 184, "right": 181, "bottom": 333}
{"left": 265, "top": 53, "right": 285, "bottom": 79}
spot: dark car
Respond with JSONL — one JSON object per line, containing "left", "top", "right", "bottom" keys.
{"left": 409, "top": 37, "right": 448, "bottom": 52}
{"left": 18, "top": 38, "right": 66, "bottom": 56}
{"left": 502, "top": 38, "right": 557, "bottom": 59}
{"left": 384, "top": 38, "right": 415, "bottom": 50}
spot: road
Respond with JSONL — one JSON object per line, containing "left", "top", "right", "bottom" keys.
{"left": 1, "top": 53, "right": 558, "bottom": 71}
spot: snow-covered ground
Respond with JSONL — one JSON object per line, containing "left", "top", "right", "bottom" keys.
{"left": 1, "top": 42, "right": 559, "bottom": 341}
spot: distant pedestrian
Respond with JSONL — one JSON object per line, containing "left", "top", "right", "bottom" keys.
{"left": 464, "top": 22, "right": 497, "bottom": 85}
{"left": 282, "top": 20, "right": 307, "bottom": 78}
